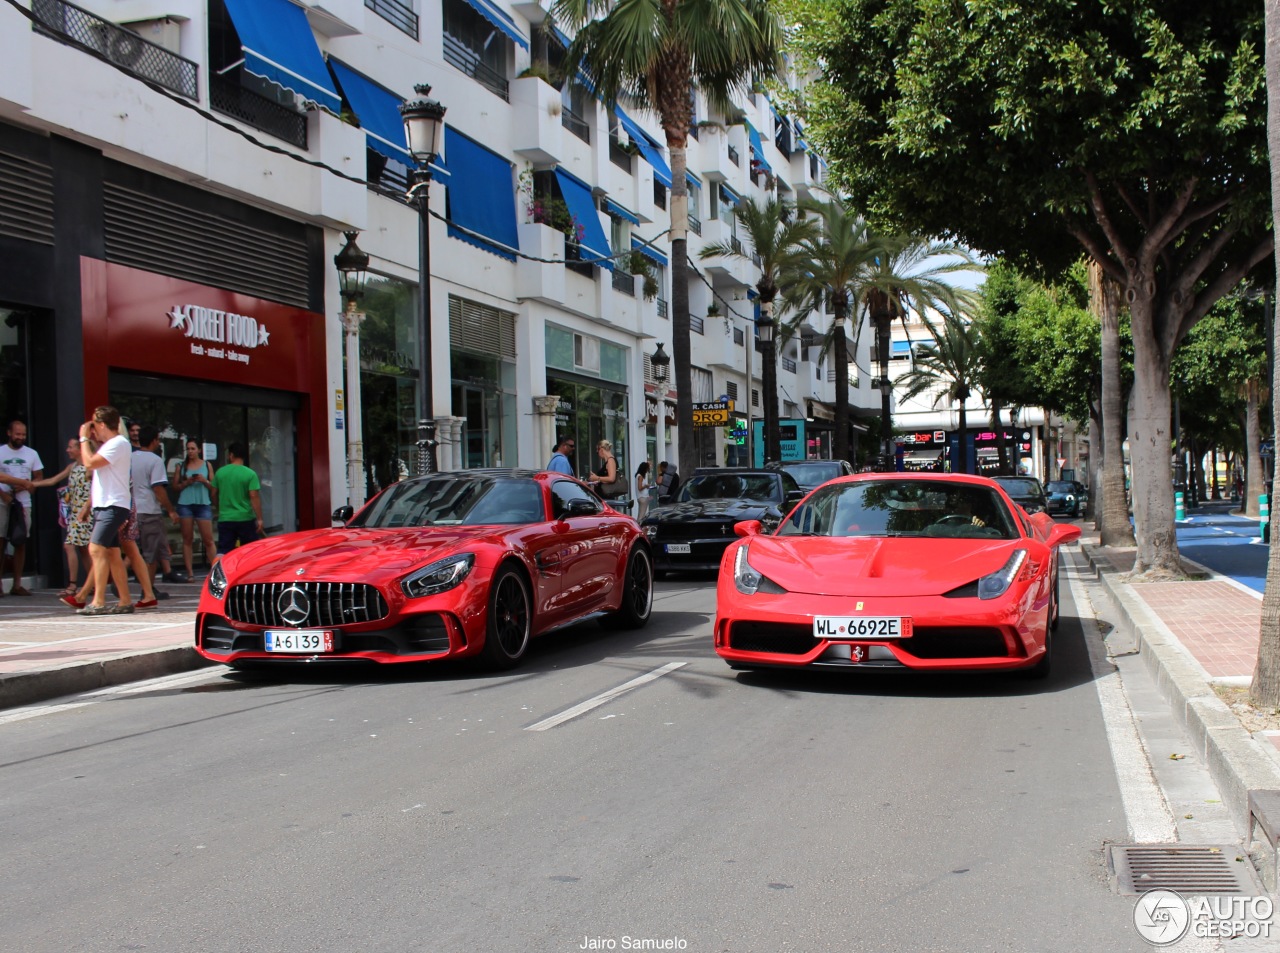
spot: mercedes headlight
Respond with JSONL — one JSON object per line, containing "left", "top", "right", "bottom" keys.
{"left": 402, "top": 554, "right": 475, "bottom": 598}
{"left": 978, "top": 549, "right": 1028, "bottom": 600}
{"left": 207, "top": 560, "right": 227, "bottom": 599}
{"left": 733, "top": 545, "right": 786, "bottom": 595}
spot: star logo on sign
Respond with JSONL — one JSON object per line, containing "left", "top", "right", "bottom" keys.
{"left": 167, "top": 307, "right": 187, "bottom": 330}
{"left": 258, "top": 326, "right": 270, "bottom": 346}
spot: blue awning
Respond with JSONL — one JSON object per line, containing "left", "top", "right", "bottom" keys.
{"left": 747, "top": 288, "right": 759, "bottom": 300}
{"left": 554, "top": 169, "right": 613, "bottom": 270}
{"left": 461, "top": 0, "right": 529, "bottom": 50}
{"left": 222, "top": 0, "right": 341, "bottom": 114}
{"left": 794, "top": 120, "right": 808, "bottom": 151}
{"left": 745, "top": 120, "right": 772, "bottom": 174}
{"left": 328, "top": 60, "right": 411, "bottom": 165}
{"left": 719, "top": 183, "right": 741, "bottom": 205}
{"left": 604, "top": 198, "right": 639, "bottom": 225}
{"left": 686, "top": 170, "right": 702, "bottom": 188}
{"left": 615, "top": 108, "right": 673, "bottom": 188}
{"left": 892, "top": 340, "right": 912, "bottom": 355}
{"left": 631, "top": 237, "right": 667, "bottom": 268}
{"left": 437, "top": 130, "right": 518, "bottom": 260}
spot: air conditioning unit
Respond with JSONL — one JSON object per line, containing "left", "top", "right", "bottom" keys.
{"left": 574, "top": 333, "right": 600, "bottom": 372}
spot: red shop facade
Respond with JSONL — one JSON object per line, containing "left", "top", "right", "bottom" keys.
{"left": 80, "top": 259, "right": 330, "bottom": 533}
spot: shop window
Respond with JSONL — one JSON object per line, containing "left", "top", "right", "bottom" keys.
{"left": 360, "top": 276, "right": 421, "bottom": 495}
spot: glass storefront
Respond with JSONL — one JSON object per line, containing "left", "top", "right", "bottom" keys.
{"left": 547, "top": 374, "right": 630, "bottom": 484}
{"left": 358, "top": 276, "right": 420, "bottom": 495}
{"left": 452, "top": 352, "right": 517, "bottom": 468}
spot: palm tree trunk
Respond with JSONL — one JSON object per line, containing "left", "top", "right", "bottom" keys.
{"left": 669, "top": 144, "right": 695, "bottom": 476}
{"left": 875, "top": 313, "right": 892, "bottom": 466}
{"left": 1092, "top": 259, "right": 1135, "bottom": 547}
{"left": 1246, "top": 379, "right": 1264, "bottom": 517}
{"left": 833, "top": 300, "right": 850, "bottom": 463}
{"left": 957, "top": 401, "right": 968, "bottom": 474}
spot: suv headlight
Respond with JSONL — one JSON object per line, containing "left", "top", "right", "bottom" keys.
{"left": 644, "top": 524, "right": 658, "bottom": 540}
{"left": 403, "top": 554, "right": 475, "bottom": 598}
{"left": 207, "top": 560, "right": 227, "bottom": 599}
{"left": 733, "top": 545, "right": 786, "bottom": 595}
{"left": 978, "top": 549, "right": 1028, "bottom": 600}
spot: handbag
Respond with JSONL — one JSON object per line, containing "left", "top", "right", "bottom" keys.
{"left": 8, "top": 499, "right": 27, "bottom": 546}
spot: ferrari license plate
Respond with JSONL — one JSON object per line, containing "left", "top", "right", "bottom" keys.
{"left": 812, "top": 616, "right": 911, "bottom": 640}
{"left": 666, "top": 543, "right": 692, "bottom": 554}
{"left": 264, "top": 629, "right": 335, "bottom": 653}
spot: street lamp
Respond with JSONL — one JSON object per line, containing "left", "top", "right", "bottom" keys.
{"left": 399, "top": 83, "right": 447, "bottom": 474}
{"left": 875, "top": 315, "right": 893, "bottom": 469}
{"left": 758, "top": 306, "right": 779, "bottom": 464}
{"left": 334, "top": 230, "right": 369, "bottom": 507}
{"left": 651, "top": 342, "right": 670, "bottom": 471}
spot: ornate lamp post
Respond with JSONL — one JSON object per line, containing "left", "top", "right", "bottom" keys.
{"left": 758, "top": 307, "right": 779, "bottom": 464}
{"left": 875, "top": 315, "right": 893, "bottom": 469}
{"left": 334, "top": 230, "right": 369, "bottom": 506}
{"left": 399, "top": 84, "right": 447, "bottom": 474}
{"left": 652, "top": 341, "right": 670, "bottom": 466}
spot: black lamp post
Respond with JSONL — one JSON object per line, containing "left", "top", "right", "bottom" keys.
{"left": 758, "top": 307, "right": 779, "bottom": 464}
{"left": 334, "top": 230, "right": 370, "bottom": 504}
{"left": 399, "top": 84, "right": 447, "bottom": 475}
{"left": 652, "top": 341, "right": 670, "bottom": 474}
{"left": 875, "top": 315, "right": 893, "bottom": 469}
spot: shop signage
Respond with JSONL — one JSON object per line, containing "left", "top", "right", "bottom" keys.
{"left": 168, "top": 304, "right": 271, "bottom": 365}
{"left": 693, "top": 400, "right": 733, "bottom": 427}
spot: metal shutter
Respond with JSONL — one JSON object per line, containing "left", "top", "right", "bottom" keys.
{"left": 0, "top": 150, "right": 54, "bottom": 245}
{"left": 447, "top": 294, "right": 516, "bottom": 359}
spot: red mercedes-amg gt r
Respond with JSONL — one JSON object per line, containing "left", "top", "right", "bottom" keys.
{"left": 195, "top": 470, "right": 653, "bottom": 670}
{"left": 713, "top": 472, "right": 1081, "bottom": 677}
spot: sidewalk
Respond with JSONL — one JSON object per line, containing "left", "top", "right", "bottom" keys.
{"left": 0, "top": 579, "right": 209, "bottom": 709}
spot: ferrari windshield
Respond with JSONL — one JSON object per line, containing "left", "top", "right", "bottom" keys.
{"left": 680, "top": 473, "right": 782, "bottom": 503}
{"left": 777, "top": 481, "right": 1019, "bottom": 539}
{"left": 351, "top": 476, "right": 545, "bottom": 528}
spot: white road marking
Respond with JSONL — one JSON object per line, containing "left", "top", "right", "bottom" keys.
{"left": 0, "top": 668, "right": 221, "bottom": 726}
{"left": 524, "top": 662, "right": 687, "bottom": 731}
{"left": 1068, "top": 567, "right": 1177, "bottom": 843}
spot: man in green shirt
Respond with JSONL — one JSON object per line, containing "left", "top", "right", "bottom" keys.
{"left": 212, "top": 442, "right": 264, "bottom": 551}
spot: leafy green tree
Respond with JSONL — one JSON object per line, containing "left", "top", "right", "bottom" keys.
{"left": 788, "top": 0, "right": 1272, "bottom": 575}
{"left": 698, "top": 196, "right": 817, "bottom": 462}
{"left": 897, "top": 310, "right": 983, "bottom": 473}
{"left": 553, "top": 0, "right": 783, "bottom": 476}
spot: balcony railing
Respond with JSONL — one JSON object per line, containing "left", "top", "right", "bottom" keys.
{"left": 782, "top": 357, "right": 797, "bottom": 373}
{"left": 562, "top": 105, "right": 590, "bottom": 143}
{"left": 33, "top": 0, "right": 198, "bottom": 100}
{"left": 612, "top": 268, "right": 635, "bottom": 295}
{"left": 691, "top": 315, "right": 705, "bottom": 335}
{"left": 657, "top": 298, "right": 668, "bottom": 319}
{"left": 609, "top": 135, "right": 632, "bottom": 171}
{"left": 654, "top": 181, "right": 666, "bottom": 210}
{"left": 688, "top": 212, "right": 701, "bottom": 236}
{"left": 727, "top": 144, "right": 740, "bottom": 166}
{"left": 210, "top": 73, "right": 307, "bottom": 149}
{"left": 366, "top": 0, "right": 418, "bottom": 38}
{"left": 565, "top": 240, "right": 596, "bottom": 279}
{"left": 444, "top": 32, "right": 509, "bottom": 101}
{"left": 730, "top": 236, "right": 744, "bottom": 256}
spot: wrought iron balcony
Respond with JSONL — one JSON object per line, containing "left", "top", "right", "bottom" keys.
{"left": 609, "top": 134, "right": 633, "bottom": 171}
{"left": 562, "top": 105, "right": 590, "bottom": 143}
{"left": 444, "top": 32, "right": 509, "bottom": 101}
{"left": 691, "top": 315, "right": 705, "bottom": 335}
{"left": 32, "top": 0, "right": 198, "bottom": 100}
{"left": 657, "top": 298, "right": 668, "bottom": 319}
{"left": 782, "top": 357, "right": 797, "bottom": 373}
{"left": 689, "top": 211, "right": 702, "bottom": 236}
{"left": 564, "top": 239, "right": 596, "bottom": 279}
{"left": 210, "top": 73, "right": 307, "bottom": 149}
{"left": 366, "top": 0, "right": 419, "bottom": 38}
{"left": 612, "top": 268, "right": 635, "bottom": 295}
{"left": 727, "top": 144, "right": 740, "bottom": 166}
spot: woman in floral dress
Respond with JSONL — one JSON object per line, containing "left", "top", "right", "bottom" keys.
{"left": 33, "top": 436, "right": 92, "bottom": 594}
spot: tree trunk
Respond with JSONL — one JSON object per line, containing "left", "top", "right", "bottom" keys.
{"left": 1255, "top": 0, "right": 1280, "bottom": 707}
{"left": 1128, "top": 316, "right": 1179, "bottom": 575}
{"left": 1210, "top": 445, "right": 1220, "bottom": 499}
{"left": 1092, "top": 259, "right": 1135, "bottom": 547}
{"left": 957, "top": 400, "right": 968, "bottom": 474}
{"left": 992, "top": 403, "right": 1008, "bottom": 476}
{"left": 1245, "top": 379, "right": 1264, "bottom": 517}
{"left": 1089, "top": 401, "right": 1103, "bottom": 523}
{"left": 833, "top": 301, "right": 850, "bottom": 464}
{"left": 876, "top": 314, "right": 892, "bottom": 466}
{"left": 669, "top": 145, "right": 694, "bottom": 478}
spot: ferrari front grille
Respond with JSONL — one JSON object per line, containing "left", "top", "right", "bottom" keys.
{"left": 225, "top": 582, "right": 390, "bottom": 628}
{"left": 729, "top": 622, "right": 820, "bottom": 655}
{"left": 900, "top": 627, "right": 1008, "bottom": 659}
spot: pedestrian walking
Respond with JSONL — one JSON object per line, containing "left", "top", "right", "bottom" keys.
{"left": 547, "top": 434, "right": 575, "bottom": 474}
{"left": 634, "top": 461, "right": 652, "bottom": 521}
{"left": 657, "top": 461, "right": 680, "bottom": 503}
{"left": 75, "top": 406, "right": 134, "bottom": 615}
{"left": 212, "top": 442, "right": 264, "bottom": 551}
{"left": 172, "top": 438, "right": 217, "bottom": 578}
{"left": 0, "top": 418, "right": 44, "bottom": 596}
{"left": 32, "top": 436, "right": 91, "bottom": 595}
{"left": 131, "top": 425, "right": 179, "bottom": 598}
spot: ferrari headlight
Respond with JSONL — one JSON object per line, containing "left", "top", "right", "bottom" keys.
{"left": 978, "top": 549, "right": 1028, "bottom": 600}
{"left": 207, "top": 560, "right": 227, "bottom": 599}
{"left": 733, "top": 545, "right": 786, "bottom": 595}
{"left": 402, "top": 554, "right": 475, "bottom": 598}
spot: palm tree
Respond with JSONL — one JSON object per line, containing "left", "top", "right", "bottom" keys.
{"left": 698, "top": 196, "right": 817, "bottom": 461}
{"left": 858, "top": 233, "right": 979, "bottom": 466}
{"left": 552, "top": 0, "right": 783, "bottom": 476}
{"left": 897, "top": 310, "right": 983, "bottom": 473}
{"left": 786, "top": 195, "right": 881, "bottom": 464}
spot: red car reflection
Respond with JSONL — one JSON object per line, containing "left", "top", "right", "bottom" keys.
{"left": 196, "top": 470, "right": 653, "bottom": 669}
{"left": 713, "top": 473, "right": 1081, "bottom": 677}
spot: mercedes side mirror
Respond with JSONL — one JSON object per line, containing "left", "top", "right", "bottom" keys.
{"left": 332, "top": 505, "right": 354, "bottom": 523}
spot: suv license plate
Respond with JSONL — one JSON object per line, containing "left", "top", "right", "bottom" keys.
{"left": 666, "top": 543, "right": 692, "bottom": 554}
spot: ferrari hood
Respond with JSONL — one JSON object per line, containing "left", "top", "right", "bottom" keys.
{"left": 743, "top": 536, "right": 1023, "bottom": 597}
{"left": 221, "top": 527, "right": 497, "bottom": 582}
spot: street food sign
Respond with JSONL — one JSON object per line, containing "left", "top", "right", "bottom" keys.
{"left": 693, "top": 400, "right": 733, "bottom": 427}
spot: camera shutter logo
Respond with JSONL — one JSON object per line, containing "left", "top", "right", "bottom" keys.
{"left": 1133, "top": 889, "right": 1191, "bottom": 946}
{"left": 277, "top": 586, "right": 312, "bottom": 628}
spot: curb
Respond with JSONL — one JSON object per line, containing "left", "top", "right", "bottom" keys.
{"left": 1081, "top": 543, "right": 1280, "bottom": 884}
{"left": 0, "top": 646, "right": 214, "bottom": 711}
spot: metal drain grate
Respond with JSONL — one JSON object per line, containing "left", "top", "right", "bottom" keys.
{"left": 1109, "top": 845, "right": 1262, "bottom": 895}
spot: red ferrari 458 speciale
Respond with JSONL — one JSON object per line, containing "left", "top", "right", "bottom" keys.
{"left": 713, "top": 472, "right": 1081, "bottom": 677}
{"left": 196, "top": 469, "right": 653, "bottom": 670}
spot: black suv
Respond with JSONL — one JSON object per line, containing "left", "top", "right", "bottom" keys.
{"left": 766, "top": 458, "right": 856, "bottom": 493}
{"left": 991, "top": 475, "right": 1050, "bottom": 515}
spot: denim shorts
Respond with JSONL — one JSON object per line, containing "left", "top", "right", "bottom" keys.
{"left": 177, "top": 503, "right": 213, "bottom": 521}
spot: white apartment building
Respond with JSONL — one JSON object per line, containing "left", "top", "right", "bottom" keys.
{"left": 0, "top": 0, "right": 876, "bottom": 588}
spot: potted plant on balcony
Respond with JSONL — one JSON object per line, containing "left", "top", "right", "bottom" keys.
{"left": 625, "top": 250, "right": 659, "bottom": 300}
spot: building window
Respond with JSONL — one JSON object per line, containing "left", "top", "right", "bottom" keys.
{"left": 366, "top": 0, "right": 418, "bottom": 38}
{"left": 725, "top": 381, "right": 738, "bottom": 401}
{"left": 207, "top": 0, "right": 306, "bottom": 148}
{"left": 442, "top": 0, "right": 511, "bottom": 101}
{"left": 752, "top": 388, "right": 759, "bottom": 408}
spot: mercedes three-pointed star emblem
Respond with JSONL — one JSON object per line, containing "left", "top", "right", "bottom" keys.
{"left": 277, "top": 585, "right": 311, "bottom": 627}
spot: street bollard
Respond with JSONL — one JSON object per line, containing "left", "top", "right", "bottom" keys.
{"left": 1175, "top": 491, "right": 1185, "bottom": 521}
{"left": 1262, "top": 493, "right": 1270, "bottom": 542}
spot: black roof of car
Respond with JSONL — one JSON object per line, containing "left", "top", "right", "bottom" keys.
{"left": 691, "top": 467, "right": 779, "bottom": 477}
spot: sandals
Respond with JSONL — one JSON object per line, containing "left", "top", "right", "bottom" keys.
{"left": 59, "top": 586, "right": 79, "bottom": 597}
{"left": 9, "top": 586, "right": 32, "bottom": 596}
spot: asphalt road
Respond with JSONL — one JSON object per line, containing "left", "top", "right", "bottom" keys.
{"left": 2, "top": 574, "right": 1156, "bottom": 952}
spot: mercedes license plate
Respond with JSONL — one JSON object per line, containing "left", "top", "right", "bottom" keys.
{"left": 264, "top": 629, "right": 335, "bottom": 653}
{"left": 812, "top": 616, "right": 911, "bottom": 640}
{"left": 666, "top": 543, "right": 692, "bottom": 554}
